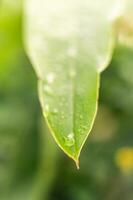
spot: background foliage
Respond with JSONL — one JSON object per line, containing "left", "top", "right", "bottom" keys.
{"left": 0, "top": 1, "right": 133, "bottom": 200}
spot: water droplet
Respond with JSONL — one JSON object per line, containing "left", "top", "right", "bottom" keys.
{"left": 64, "top": 133, "right": 75, "bottom": 147}
{"left": 43, "top": 85, "right": 52, "bottom": 95}
{"left": 52, "top": 108, "right": 58, "bottom": 114}
{"left": 46, "top": 73, "right": 55, "bottom": 84}
{"left": 78, "top": 128, "right": 84, "bottom": 135}
{"left": 82, "top": 125, "right": 87, "bottom": 130}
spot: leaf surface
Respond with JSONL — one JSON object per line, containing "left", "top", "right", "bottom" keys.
{"left": 24, "top": 0, "right": 124, "bottom": 165}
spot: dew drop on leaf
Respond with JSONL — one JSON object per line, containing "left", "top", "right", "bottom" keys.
{"left": 46, "top": 73, "right": 55, "bottom": 84}
{"left": 43, "top": 85, "right": 52, "bottom": 95}
{"left": 64, "top": 133, "right": 75, "bottom": 147}
{"left": 52, "top": 108, "right": 58, "bottom": 114}
{"left": 82, "top": 125, "right": 88, "bottom": 130}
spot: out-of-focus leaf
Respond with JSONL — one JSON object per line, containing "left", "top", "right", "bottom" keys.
{"left": 116, "top": 0, "right": 133, "bottom": 47}
{"left": 102, "top": 44, "right": 133, "bottom": 113}
{"left": 0, "top": 1, "right": 38, "bottom": 199}
{"left": 24, "top": 0, "right": 124, "bottom": 165}
{"left": 0, "top": 1, "right": 58, "bottom": 200}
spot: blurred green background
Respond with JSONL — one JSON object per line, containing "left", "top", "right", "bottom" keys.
{"left": 0, "top": 1, "right": 133, "bottom": 200}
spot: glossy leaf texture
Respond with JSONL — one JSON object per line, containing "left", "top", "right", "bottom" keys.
{"left": 24, "top": 0, "right": 124, "bottom": 166}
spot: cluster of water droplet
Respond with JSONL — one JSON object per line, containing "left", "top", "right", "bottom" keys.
{"left": 43, "top": 72, "right": 56, "bottom": 115}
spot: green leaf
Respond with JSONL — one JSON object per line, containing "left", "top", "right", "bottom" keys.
{"left": 38, "top": 67, "right": 99, "bottom": 166}
{"left": 24, "top": 0, "right": 124, "bottom": 166}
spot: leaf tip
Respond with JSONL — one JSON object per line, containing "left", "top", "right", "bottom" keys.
{"left": 75, "top": 159, "right": 80, "bottom": 170}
